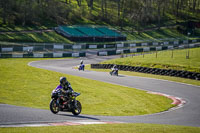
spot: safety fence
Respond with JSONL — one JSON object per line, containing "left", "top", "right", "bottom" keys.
{"left": 0, "top": 52, "right": 86, "bottom": 58}
{"left": 97, "top": 43, "right": 200, "bottom": 56}
{"left": 0, "top": 39, "right": 199, "bottom": 53}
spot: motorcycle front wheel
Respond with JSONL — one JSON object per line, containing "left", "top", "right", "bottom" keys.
{"left": 72, "top": 100, "right": 82, "bottom": 116}
{"left": 50, "top": 99, "right": 59, "bottom": 114}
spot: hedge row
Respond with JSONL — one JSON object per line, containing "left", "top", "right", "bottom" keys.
{"left": 91, "top": 64, "right": 200, "bottom": 80}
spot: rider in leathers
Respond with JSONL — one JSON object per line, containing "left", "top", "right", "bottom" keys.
{"left": 55, "top": 77, "right": 73, "bottom": 108}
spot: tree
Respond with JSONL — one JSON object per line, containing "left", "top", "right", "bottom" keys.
{"left": 0, "top": 0, "right": 11, "bottom": 24}
{"left": 76, "top": 0, "right": 82, "bottom": 6}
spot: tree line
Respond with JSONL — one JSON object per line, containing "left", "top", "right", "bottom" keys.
{"left": 0, "top": 0, "right": 200, "bottom": 29}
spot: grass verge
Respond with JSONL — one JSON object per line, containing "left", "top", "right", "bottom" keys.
{"left": 0, "top": 123, "right": 200, "bottom": 133}
{"left": 0, "top": 58, "right": 174, "bottom": 116}
{"left": 86, "top": 48, "right": 200, "bottom": 86}
{"left": 101, "top": 47, "right": 200, "bottom": 73}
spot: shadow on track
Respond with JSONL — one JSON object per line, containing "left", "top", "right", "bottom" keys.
{"left": 58, "top": 114, "right": 100, "bottom": 120}
{"left": 117, "top": 75, "right": 125, "bottom": 77}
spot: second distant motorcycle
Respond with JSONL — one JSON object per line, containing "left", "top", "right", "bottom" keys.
{"left": 78, "top": 64, "right": 85, "bottom": 71}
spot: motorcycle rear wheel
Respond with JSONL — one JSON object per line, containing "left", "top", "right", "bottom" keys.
{"left": 50, "top": 99, "right": 59, "bottom": 114}
{"left": 72, "top": 100, "right": 82, "bottom": 116}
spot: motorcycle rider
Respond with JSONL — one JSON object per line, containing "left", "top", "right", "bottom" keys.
{"left": 55, "top": 77, "right": 73, "bottom": 108}
{"left": 111, "top": 65, "right": 118, "bottom": 74}
{"left": 80, "top": 60, "right": 83, "bottom": 65}
{"left": 79, "top": 60, "right": 85, "bottom": 71}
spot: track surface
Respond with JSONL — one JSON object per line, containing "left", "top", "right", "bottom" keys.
{"left": 0, "top": 55, "right": 200, "bottom": 127}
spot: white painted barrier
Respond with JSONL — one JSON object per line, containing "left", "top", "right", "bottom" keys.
{"left": 189, "top": 44, "right": 195, "bottom": 48}
{"left": 117, "top": 44, "right": 124, "bottom": 48}
{"left": 89, "top": 45, "right": 97, "bottom": 49}
{"left": 153, "top": 42, "right": 159, "bottom": 46}
{"left": 72, "top": 53, "right": 79, "bottom": 57}
{"left": 130, "top": 44, "right": 136, "bottom": 47}
{"left": 23, "top": 47, "right": 33, "bottom": 51}
{"left": 72, "top": 45, "right": 81, "bottom": 49}
{"left": 143, "top": 47, "right": 150, "bottom": 52}
{"left": 192, "top": 39, "right": 197, "bottom": 43}
{"left": 164, "top": 42, "right": 169, "bottom": 45}
{"left": 116, "top": 50, "right": 123, "bottom": 54}
{"left": 179, "top": 45, "right": 185, "bottom": 48}
{"left": 168, "top": 46, "right": 174, "bottom": 49}
{"left": 54, "top": 45, "right": 64, "bottom": 49}
{"left": 53, "top": 53, "right": 63, "bottom": 58}
{"left": 156, "top": 46, "right": 162, "bottom": 51}
{"left": 34, "top": 53, "right": 44, "bottom": 58}
{"left": 174, "top": 41, "right": 179, "bottom": 45}
{"left": 141, "top": 43, "right": 148, "bottom": 46}
{"left": 183, "top": 40, "right": 188, "bottom": 44}
{"left": 99, "top": 52, "right": 107, "bottom": 56}
{"left": 2, "top": 48, "right": 13, "bottom": 52}
{"left": 12, "top": 54, "right": 23, "bottom": 58}
{"left": 130, "top": 48, "right": 137, "bottom": 53}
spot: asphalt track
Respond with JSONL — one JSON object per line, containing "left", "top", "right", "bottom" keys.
{"left": 0, "top": 55, "right": 200, "bottom": 127}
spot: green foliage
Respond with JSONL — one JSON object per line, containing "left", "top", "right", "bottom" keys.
{"left": 0, "top": 0, "right": 199, "bottom": 28}
{"left": 0, "top": 58, "right": 173, "bottom": 116}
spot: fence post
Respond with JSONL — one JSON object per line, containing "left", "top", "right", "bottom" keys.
{"left": 171, "top": 49, "right": 173, "bottom": 58}
{"left": 156, "top": 50, "right": 157, "bottom": 58}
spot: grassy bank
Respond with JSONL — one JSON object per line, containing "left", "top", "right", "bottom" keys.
{"left": 101, "top": 47, "right": 200, "bottom": 73}
{"left": 0, "top": 58, "right": 173, "bottom": 116}
{"left": 0, "top": 31, "right": 72, "bottom": 43}
{"left": 1, "top": 123, "right": 200, "bottom": 133}
{"left": 0, "top": 25, "right": 199, "bottom": 44}
{"left": 85, "top": 47, "right": 200, "bottom": 86}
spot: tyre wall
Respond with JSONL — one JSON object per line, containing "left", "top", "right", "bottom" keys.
{"left": 91, "top": 64, "right": 200, "bottom": 80}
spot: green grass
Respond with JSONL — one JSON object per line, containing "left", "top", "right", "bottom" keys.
{"left": 119, "top": 27, "right": 200, "bottom": 42}
{"left": 0, "top": 58, "right": 174, "bottom": 116}
{"left": 101, "top": 47, "right": 200, "bottom": 73}
{"left": 0, "top": 25, "right": 52, "bottom": 32}
{"left": 1, "top": 123, "right": 200, "bottom": 133}
{"left": 0, "top": 31, "right": 72, "bottom": 43}
{"left": 124, "top": 28, "right": 185, "bottom": 41}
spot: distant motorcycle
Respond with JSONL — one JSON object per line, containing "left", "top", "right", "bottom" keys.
{"left": 110, "top": 69, "right": 118, "bottom": 76}
{"left": 50, "top": 89, "right": 82, "bottom": 116}
{"left": 78, "top": 64, "right": 85, "bottom": 71}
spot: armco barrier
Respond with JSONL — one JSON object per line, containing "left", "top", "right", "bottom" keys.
{"left": 63, "top": 53, "right": 72, "bottom": 57}
{"left": 98, "top": 43, "right": 200, "bottom": 56}
{"left": 23, "top": 54, "right": 34, "bottom": 58}
{"left": 0, "top": 52, "right": 86, "bottom": 58}
{"left": 1, "top": 39, "right": 200, "bottom": 53}
{"left": 1, "top": 54, "right": 12, "bottom": 58}
{"left": 91, "top": 64, "right": 200, "bottom": 80}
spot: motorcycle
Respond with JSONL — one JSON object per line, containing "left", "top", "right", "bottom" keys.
{"left": 110, "top": 69, "right": 118, "bottom": 76}
{"left": 50, "top": 89, "right": 82, "bottom": 116}
{"left": 78, "top": 64, "right": 85, "bottom": 71}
